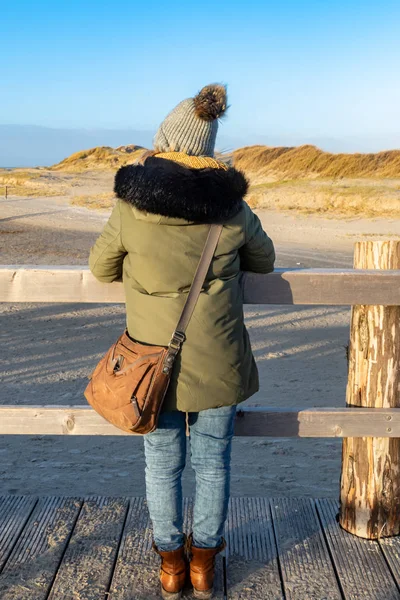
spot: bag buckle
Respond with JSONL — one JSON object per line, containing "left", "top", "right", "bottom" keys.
{"left": 163, "top": 331, "right": 186, "bottom": 374}
{"left": 168, "top": 331, "right": 186, "bottom": 351}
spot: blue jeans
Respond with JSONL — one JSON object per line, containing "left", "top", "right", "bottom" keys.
{"left": 144, "top": 406, "right": 236, "bottom": 551}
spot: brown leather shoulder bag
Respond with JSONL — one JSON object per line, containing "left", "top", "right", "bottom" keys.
{"left": 84, "top": 224, "right": 222, "bottom": 434}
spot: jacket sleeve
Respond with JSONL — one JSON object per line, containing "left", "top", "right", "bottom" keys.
{"left": 89, "top": 201, "right": 127, "bottom": 282}
{"left": 239, "top": 203, "right": 275, "bottom": 273}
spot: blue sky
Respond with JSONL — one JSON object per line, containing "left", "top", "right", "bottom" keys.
{"left": 1, "top": 0, "right": 400, "bottom": 143}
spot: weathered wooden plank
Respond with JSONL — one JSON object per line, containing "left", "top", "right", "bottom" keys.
{"left": 0, "top": 496, "right": 37, "bottom": 572}
{"left": 0, "top": 496, "right": 81, "bottom": 600}
{"left": 0, "top": 266, "right": 124, "bottom": 304}
{"left": 2, "top": 265, "right": 400, "bottom": 305}
{"left": 225, "top": 497, "right": 283, "bottom": 599}
{"left": 243, "top": 268, "right": 400, "bottom": 305}
{"left": 317, "top": 498, "right": 399, "bottom": 599}
{"left": 270, "top": 498, "right": 341, "bottom": 599}
{"left": 378, "top": 534, "right": 400, "bottom": 591}
{"left": 2, "top": 405, "right": 400, "bottom": 438}
{"left": 107, "top": 498, "right": 158, "bottom": 600}
{"left": 109, "top": 497, "right": 224, "bottom": 600}
{"left": 47, "top": 496, "right": 128, "bottom": 600}
{"left": 234, "top": 407, "right": 400, "bottom": 438}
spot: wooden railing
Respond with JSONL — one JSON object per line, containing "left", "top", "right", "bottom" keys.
{"left": 2, "top": 264, "right": 400, "bottom": 305}
{"left": 1, "top": 405, "right": 399, "bottom": 438}
{"left": 1, "top": 240, "right": 400, "bottom": 540}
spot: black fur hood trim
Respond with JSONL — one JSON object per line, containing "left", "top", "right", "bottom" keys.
{"left": 114, "top": 157, "right": 248, "bottom": 223}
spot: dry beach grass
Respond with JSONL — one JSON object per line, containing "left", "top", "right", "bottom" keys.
{"left": 245, "top": 178, "right": 400, "bottom": 218}
{"left": 0, "top": 145, "right": 145, "bottom": 204}
{"left": 233, "top": 144, "right": 400, "bottom": 179}
{"left": 234, "top": 145, "right": 400, "bottom": 218}
{"left": 52, "top": 144, "right": 145, "bottom": 172}
{"left": 0, "top": 169, "right": 66, "bottom": 197}
{"left": 71, "top": 192, "right": 116, "bottom": 210}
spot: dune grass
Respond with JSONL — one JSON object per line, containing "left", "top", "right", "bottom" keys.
{"left": 234, "top": 144, "right": 400, "bottom": 180}
{"left": 0, "top": 169, "right": 64, "bottom": 197}
{"left": 233, "top": 144, "right": 400, "bottom": 217}
{"left": 246, "top": 178, "right": 400, "bottom": 218}
{"left": 52, "top": 145, "right": 145, "bottom": 172}
{"left": 71, "top": 193, "right": 116, "bottom": 210}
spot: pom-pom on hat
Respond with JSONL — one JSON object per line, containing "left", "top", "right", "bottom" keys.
{"left": 153, "top": 84, "right": 227, "bottom": 158}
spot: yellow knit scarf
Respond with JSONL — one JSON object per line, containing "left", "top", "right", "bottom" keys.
{"left": 155, "top": 151, "right": 228, "bottom": 171}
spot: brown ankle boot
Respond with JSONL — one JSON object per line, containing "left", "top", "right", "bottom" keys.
{"left": 153, "top": 542, "right": 187, "bottom": 599}
{"left": 188, "top": 535, "right": 226, "bottom": 599}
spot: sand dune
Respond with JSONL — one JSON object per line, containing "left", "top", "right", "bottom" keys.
{"left": 233, "top": 144, "right": 400, "bottom": 180}
{"left": 2, "top": 143, "right": 400, "bottom": 217}
{"left": 52, "top": 144, "right": 145, "bottom": 171}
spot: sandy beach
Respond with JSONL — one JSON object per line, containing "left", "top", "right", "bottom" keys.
{"left": 1, "top": 194, "right": 400, "bottom": 498}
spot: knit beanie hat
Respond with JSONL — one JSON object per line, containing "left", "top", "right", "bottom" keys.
{"left": 153, "top": 84, "right": 227, "bottom": 157}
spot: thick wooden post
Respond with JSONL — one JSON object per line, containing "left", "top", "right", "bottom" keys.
{"left": 340, "top": 241, "right": 400, "bottom": 538}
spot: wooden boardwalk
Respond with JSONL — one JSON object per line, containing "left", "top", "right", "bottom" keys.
{"left": 0, "top": 496, "right": 399, "bottom": 599}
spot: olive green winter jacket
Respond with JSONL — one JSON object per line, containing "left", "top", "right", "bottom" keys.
{"left": 89, "top": 156, "right": 275, "bottom": 412}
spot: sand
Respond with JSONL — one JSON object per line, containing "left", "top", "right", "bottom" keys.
{"left": 1, "top": 193, "right": 400, "bottom": 498}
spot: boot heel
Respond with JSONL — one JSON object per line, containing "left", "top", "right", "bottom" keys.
{"left": 193, "top": 587, "right": 213, "bottom": 599}
{"left": 161, "top": 584, "right": 183, "bottom": 599}
{"left": 188, "top": 535, "right": 225, "bottom": 600}
{"left": 153, "top": 540, "right": 187, "bottom": 599}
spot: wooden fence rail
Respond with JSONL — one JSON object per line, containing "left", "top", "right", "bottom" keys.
{"left": 2, "top": 265, "right": 400, "bottom": 305}
{"left": 1, "top": 406, "right": 400, "bottom": 437}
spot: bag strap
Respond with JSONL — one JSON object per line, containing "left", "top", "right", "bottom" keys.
{"left": 168, "top": 224, "right": 223, "bottom": 355}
